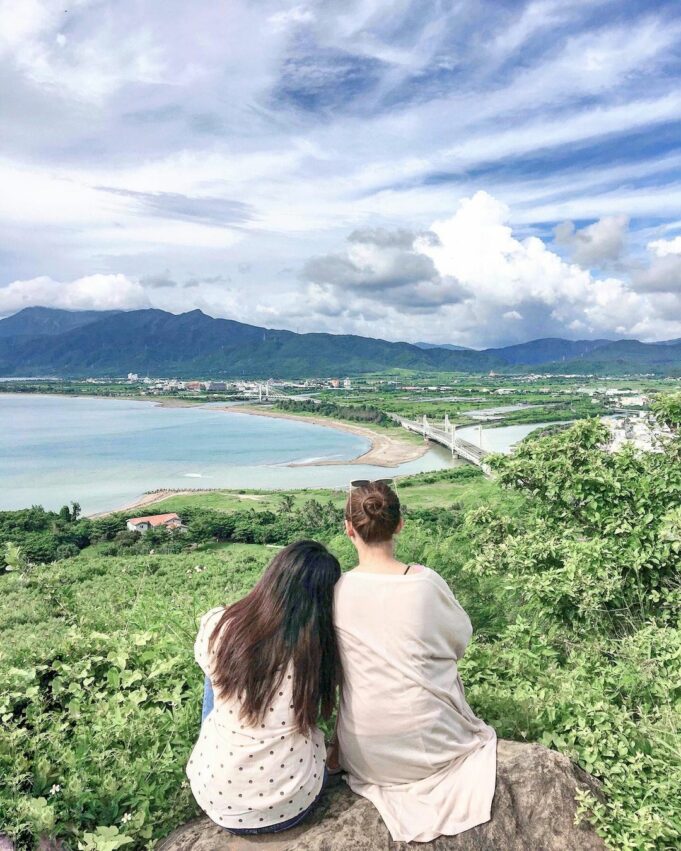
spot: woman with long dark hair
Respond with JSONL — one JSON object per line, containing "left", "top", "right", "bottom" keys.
{"left": 332, "top": 480, "right": 497, "bottom": 843}
{"left": 186, "top": 539, "right": 342, "bottom": 835}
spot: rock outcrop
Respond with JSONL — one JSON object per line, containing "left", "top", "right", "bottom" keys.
{"left": 156, "top": 740, "right": 607, "bottom": 850}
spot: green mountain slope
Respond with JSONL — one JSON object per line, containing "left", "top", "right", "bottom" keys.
{"left": 0, "top": 308, "right": 501, "bottom": 378}
{"left": 0, "top": 306, "right": 121, "bottom": 338}
{"left": 1, "top": 307, "right": 680, "bottom": 377}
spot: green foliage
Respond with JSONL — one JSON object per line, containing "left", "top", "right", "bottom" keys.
{"left": 2, "top": 407, "right": 680, "bottom": 849}
{"left": 0, "top": 505, "right": 104, "bottom": 565}
{"left": 651, "top": 391, "right": 681, "bottom": 430}
{"left": 0, "top": 546, "right": 270, "bottom": 850}
{"left": 4, "top": 542, "right": 30, "bottom": 575}
{"left": 275, "top": 397, "right": 391, "bottom": 425}
{"left": 462, "top": 413, "right": 681, "bottom": 849}
{"left": 485, "top": 418, "right": 681, "bottom": 628}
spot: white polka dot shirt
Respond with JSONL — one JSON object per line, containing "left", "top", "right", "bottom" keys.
{"left": 186, "top": 607, "right": 326, "bottom": 830}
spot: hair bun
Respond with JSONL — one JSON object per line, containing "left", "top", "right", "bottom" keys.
{"left": 361, "top": 493, "right": 386, "bottom": 518}
{"left": 345, "top": 480, "right": 401, "bottom": 544}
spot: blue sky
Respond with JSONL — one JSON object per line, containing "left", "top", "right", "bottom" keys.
{"left": 1, "top": 0, "right": 681, "bottom": 347}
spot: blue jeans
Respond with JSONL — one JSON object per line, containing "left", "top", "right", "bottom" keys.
{"left": 200, "top": 676, "right": 326, "bottom": 835}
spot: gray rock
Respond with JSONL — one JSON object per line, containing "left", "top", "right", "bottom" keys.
{"left": 156, "top": 740, "right": 607, "bottom": 850}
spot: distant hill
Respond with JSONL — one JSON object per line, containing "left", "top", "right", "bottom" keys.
{"left": 0, "top": 307, "right": 679, "bottom": 377}
{"left": 0, "top": 308, "right": 500, "bottom": 378}
{"left": 0, "top": 306, "right": 121, "bottom": 338}
{"left": 539, "top": 339, "right": 681, "bottom": 375}
{"left": 414, "top": 341, "right": 471, "bottom": 351}
{"left": 485, "top": 337, "right": 612, "bottom": 366}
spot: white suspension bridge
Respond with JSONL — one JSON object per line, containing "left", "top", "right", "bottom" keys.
{"left": 249, "top": 386, "right": 490, "bottom": 470}
{"left": 249, "top": 382, "right": 290, "bottom": 402}
{"left": 397, "top": 414, "right": 490, "bottom": 468}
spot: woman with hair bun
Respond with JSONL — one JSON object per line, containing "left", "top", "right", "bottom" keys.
{"left": 331, "top": 480, "right": 497, "bottom": 844}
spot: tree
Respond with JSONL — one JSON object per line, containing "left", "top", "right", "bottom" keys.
{"left": 278, "top": 494, "right": 295, "bottom": 514}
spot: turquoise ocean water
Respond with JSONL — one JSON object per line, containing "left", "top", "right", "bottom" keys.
{"left": 0, "top": 394, "right": 454, "bottom": 513}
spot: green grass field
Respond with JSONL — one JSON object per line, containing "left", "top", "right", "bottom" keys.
{"left": 130, "top": 466, "right": 517, "bottom": 517}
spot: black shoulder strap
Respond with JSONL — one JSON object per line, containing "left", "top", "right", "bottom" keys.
{"left": 403, "top": 564, "right": 411, "bottom": 575}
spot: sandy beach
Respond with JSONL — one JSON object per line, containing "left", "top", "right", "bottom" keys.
{"left": 223, "top": 405, "right": 428, "bottom": 467}
{"left": 151, "top": 397, "right": 427, "bottom": 466}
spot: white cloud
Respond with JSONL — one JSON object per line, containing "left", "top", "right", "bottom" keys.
{"left": 423, "top": 191, "right": 594, "bottom": 306}
{"left": 1, "top": 2, "right": 681, "bottom": 346}
{"left": 0, "top": 274, "right": 150, "bottom": 316}
{"left": 648, "top": 236, "right": 681, "bottom": 257}
{"left": 292, "top": 191, "right": 681, "bottom": 346}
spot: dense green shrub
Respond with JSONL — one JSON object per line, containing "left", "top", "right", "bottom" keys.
{"left": 2, "top": 409, "right": 679, "bottom": 849}
{"left": 275, "top": 398, "right": 390, "bottom": 425}
{"left": 459, "top": 416, "right": 681, "bottom": 849}
{"left": 0, "top": 505, "right": 94, "bottom": 565}
{"left": 1, "top": 548, "right": 269, "bottom": 850}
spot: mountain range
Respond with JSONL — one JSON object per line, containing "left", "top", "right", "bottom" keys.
{"left": 1, "top": 306, "right": 680, "bottom": 378}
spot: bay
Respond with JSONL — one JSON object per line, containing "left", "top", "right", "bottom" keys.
{"left": 0, "top": 395, "right": 453, "bottom": 513}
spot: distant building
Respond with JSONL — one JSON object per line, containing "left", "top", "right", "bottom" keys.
{"left": 185, "top": 381, "right": 203, "bottom": 392}
{"left": 343, "top": 377, "right": 352, "bottom": 389}
{"left": 618, "top": 394, "right": 648, "bottom": 407}
{"left": 127, "top": 372, "right": 139, "bottom": 381}
{"left": 329, "top": 378, "right": 340, "bottom": 388}
{"left": 126, "top": 513, "right": 185, "bottom": 533}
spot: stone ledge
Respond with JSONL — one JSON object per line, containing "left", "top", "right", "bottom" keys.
{"left": 156, "top": 740, "right": 607, "bottom": 850}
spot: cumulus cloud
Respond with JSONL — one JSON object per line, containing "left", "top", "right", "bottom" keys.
{"left": 0, "top": 274, "right": 150, "bottom": 317}
{"left": 554, "top": 215, "right": 629, "bottom": 267}
{"left": 648, "top": 236, "right": 681, "bottom": 256}
{"left": 631, "top": 254, "right": 681, "bottom": 293}
{"left": 294, "top": 191, "right": 681, "bottom": 346}
{"left": 301, "top": 227, "right": 449, "bottom": 294}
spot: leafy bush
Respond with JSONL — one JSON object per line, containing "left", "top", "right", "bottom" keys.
{"left": 460, "top": 415, "right": 681, "bottom": 849}
{"left": 2, "top": 409, "right": 680, "bottom": 849}
{"left": 0, "top": 505, "right": 94, "bottom": 565}
{"left": 1, "top": 548, "right": 269, "bottom": 850}
{"left": 275, "top": 398, "right": 391, "bottom": 425}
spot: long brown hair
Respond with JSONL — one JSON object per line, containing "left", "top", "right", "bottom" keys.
{"left": 208, "top": 539, "right": 342, "bottom": 734}
{"left": 345, "top": 480, "right": 401, "bottom": 543}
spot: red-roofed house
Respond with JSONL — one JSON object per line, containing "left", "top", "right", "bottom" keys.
{"left": 126, "top": 512, "right": 185, "bottom": 533}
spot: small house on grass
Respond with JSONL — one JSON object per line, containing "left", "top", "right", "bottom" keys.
{"left": 127, "top": 512, "right": 185, "bottom": 533}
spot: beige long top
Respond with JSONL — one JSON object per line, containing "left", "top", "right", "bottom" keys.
{"left": 334, "top": 567, "right": 497, "bottom": 843}
{"left": 185, "top": 607, "right": 325, "bottom": 830}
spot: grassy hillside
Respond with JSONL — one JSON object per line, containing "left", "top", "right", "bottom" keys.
{"left": 1, "top": 418, "right": 679, "bottom": 850}
{"left": 145, "top": 466, "right": 511, "bottom": 516}
{"left": 1, "top": 545, "right": 271, "bottom": 849}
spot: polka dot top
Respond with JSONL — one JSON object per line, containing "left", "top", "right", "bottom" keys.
{"left": 186, "top": 607, "right": 326, "bottom": 830}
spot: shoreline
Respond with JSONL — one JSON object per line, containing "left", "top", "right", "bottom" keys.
{"left": 1, "top": 392, "right": 433, "bottom": 516}
{"left": 26, "top": 392, "right": 427, "bottom": 466}
{"left": 3, "top": 391, "right": 429, "bottom": 466}
{"left": 220, "top": 404, "right": 428, "bottom": 468}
